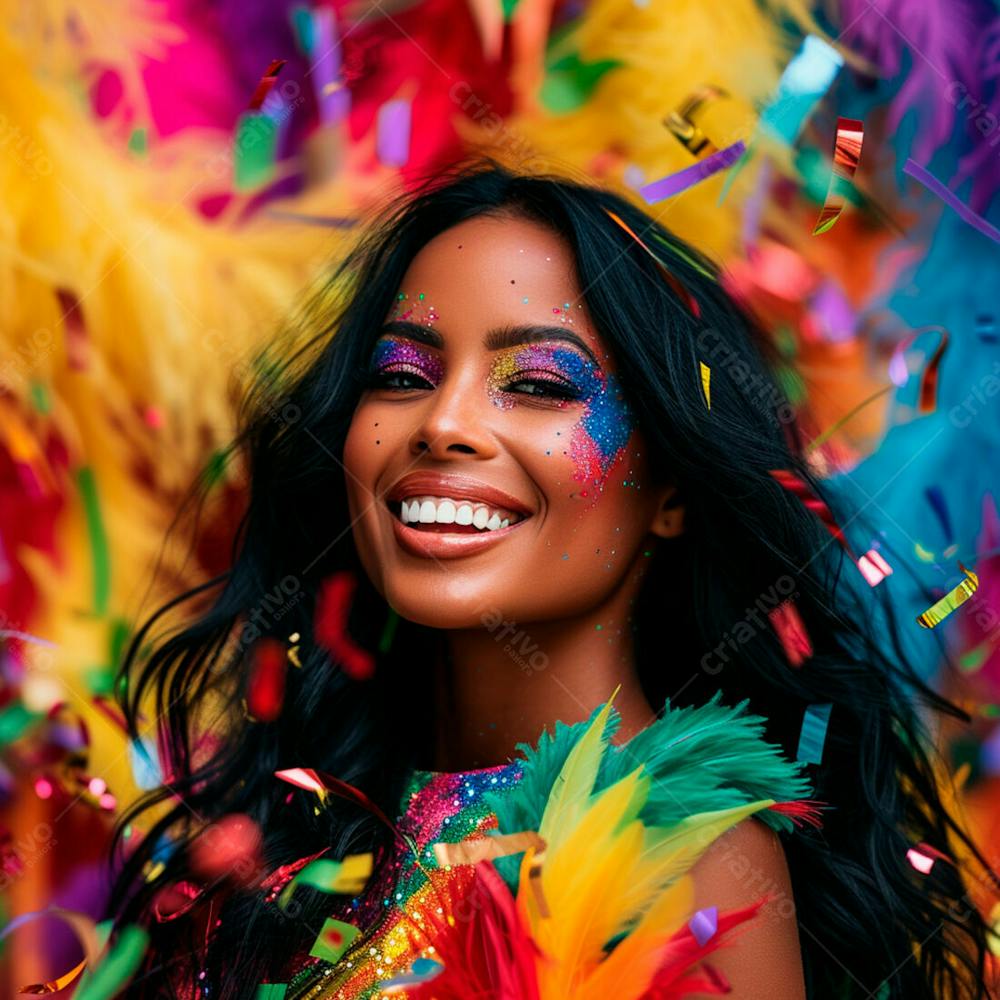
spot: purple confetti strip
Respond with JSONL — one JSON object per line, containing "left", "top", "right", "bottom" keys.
{"left": 904, "top": 159, "right": 1000, "bottom": 245}
{"left": 641, "top": 141, "right": 747, "bottom": 204}
{"left": 376, "top": 99, "right": 412, "bottom": 169}
{"left": 689, "top": 905, "right": 718, "bottom": 946}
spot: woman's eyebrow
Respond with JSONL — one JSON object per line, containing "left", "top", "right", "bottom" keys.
{"left": 379, "top": 320, "right": 599, "bottom": 366}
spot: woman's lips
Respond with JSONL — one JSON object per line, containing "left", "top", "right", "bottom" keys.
{"left": 389, "top": 508, "right": 529, "bottom": 559}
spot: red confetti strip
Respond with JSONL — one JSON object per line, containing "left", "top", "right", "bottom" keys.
{"left": 768, "top": 599, "right": 813, "bottom": 667}
{"left": 247, "top": 59, "right": 287, "bottom": 111}
{"left": 246, "top": 638, "right": 287, "bottom": 723}
{"left": 769, "top": 468, "right": 856, "bottom": 559}
{"left": 315, "top": 573, "right": 375, "bottom": 680}
{"left": 813, "top": 117, "right": 864, "bottom": 235}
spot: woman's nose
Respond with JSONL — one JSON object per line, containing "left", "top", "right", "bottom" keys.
{"left": 407, "top": 378, "right": 498, "bottom": 460}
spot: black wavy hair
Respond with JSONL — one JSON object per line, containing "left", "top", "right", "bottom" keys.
{"left": 109, "top": 161, "right": 998, "bottom": 999}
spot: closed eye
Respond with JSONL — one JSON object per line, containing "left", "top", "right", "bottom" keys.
{"left": 367, "top": 368, "right": 435, "bottom": 391}
{"left": 502, "top": 375, "right": 582, "bottom": 401}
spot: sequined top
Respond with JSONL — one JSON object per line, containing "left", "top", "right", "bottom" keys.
{"left": 283, "top": 761, "right": 523, "bottom": 1000}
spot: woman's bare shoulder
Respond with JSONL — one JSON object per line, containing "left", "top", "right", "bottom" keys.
{"left": 687, "top": 816, "right": 806, "bottom": 999}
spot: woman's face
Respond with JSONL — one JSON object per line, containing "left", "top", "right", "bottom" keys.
{"left": 342, "top": 214, "right": 677, "bottom": 629}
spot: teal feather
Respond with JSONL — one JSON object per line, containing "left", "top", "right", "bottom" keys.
{"left": 486, "top": 693, "right": 811, "bottom": 891}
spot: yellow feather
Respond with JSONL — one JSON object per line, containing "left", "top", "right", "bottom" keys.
{"left": 524, "top": 752, "right": 776, "bottom": 999}
{"left": 538, "top": 691, "right": 619, "bottom": 856}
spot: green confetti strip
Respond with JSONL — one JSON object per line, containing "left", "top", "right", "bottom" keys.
{"left": 234, "top": 112, "right": 279, "bottom": 192}
{"left": 76, "top": 466, "right": 111, "bottom": 617}
{"left": 74, "top": 924, "right": 148, "bottom": 1000}
{"left": 256, "top": 986, "right": 288, "bottom": 1000}
{"left": 308, "top": 918, "right": 359, "bottom": 963}
{"left": 540, "top": 53, "right": 622, "bottom": 114}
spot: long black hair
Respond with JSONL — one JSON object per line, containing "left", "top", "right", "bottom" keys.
{"left": 109, "top": 162, "right": 998, "bottom": 999}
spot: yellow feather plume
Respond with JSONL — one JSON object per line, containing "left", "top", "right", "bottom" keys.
{"left": 520, "top": 701, "right": 777, "bottom": 998}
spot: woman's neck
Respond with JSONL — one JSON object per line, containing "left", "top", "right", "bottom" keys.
{"left": 430, "top": 572, "right": 656, "bottom": 771}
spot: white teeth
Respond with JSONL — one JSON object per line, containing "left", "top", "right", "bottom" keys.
{"left": 396, "top": 495, "right": 522, "bottom": 532}
{"left": 435, "top": 500, "right": 456, "bottom": 524}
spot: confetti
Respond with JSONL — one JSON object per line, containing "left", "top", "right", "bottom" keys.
{"left": 189, "top": 813, "right": 262, "bottom": 884}
{"left": 246, "top": 638, "right": 287, "bottom": 723}
{"left": 255, "top": 986, "right": 288, "bottom": 1000}
{"left": 769, "top": 599, "right": 812, "bottom": 666}
{"left": 699, "top": 361, "right": 711, "bottom": 409}
{"left": 906, "top": 842, "right": 950, "bottom": 875}
{"left": 688, "top": 906, "right": 718, "bottom": 946}
{"left": 311, "top": 9, "right": 350, "bottom": 124}
{"left": 376, "top": 98, "right": 412, "bottom": 168}
{"left": 381, "top": 958, "right": 444, "bottom": 992}
{"left": 315, "top": 573, "right": 375, "bottom": 680}
{"left": 924, "top": 486, "right": 955, "bottom": 552}
{"left": 664, "top": 85, "right": 729, "bottom": 156}
{"left": 813, "top": 118, "right": 864, "bottom": 234}
{"left": 856, "top": 548, "right": 893, "bottom": 587}
{"left": 2, "top": 908, "right": 104, "bottom": 996}
{"left": 640, "top": 140, "right": 746, "bottom": 203}
{"left": 234, "top": 113, "right": 279, "bottom": 191}
{"left": 309, "top": 917, "right": 359, "bottom": 963}
{"left": 432, "top": 831, "right": 545, "bottom": 867}
{"left": 72, "top": 924, "right": 149, "bottom": 1000}
{"left": 247, "top": 59, "right": 287, "bottom": 112}
{"left": 277, "top": 854, "right": 373, "bottom": 910}
{"left": 916, "top": 563, "right": 979, "bottom": 628}
{"left": 796, "top": 703, "right": 832, "bottom": 765}
{"left": 904, "top": 159, "right": 1000, "bottom": 245}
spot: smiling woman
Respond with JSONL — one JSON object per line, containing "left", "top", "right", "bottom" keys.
{"left": 108, "top": 163, "right": 998, "bottom": 1000}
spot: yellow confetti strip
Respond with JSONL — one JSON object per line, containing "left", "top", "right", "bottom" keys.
{"left": 699, "top": 361, "right": 711, "bottom": 409}
{"left": 916, "top": 564, "right": 978, "bottom": 629}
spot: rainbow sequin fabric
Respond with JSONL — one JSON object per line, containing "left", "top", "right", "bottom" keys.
{"left": 284, "top": 761, "right": 523, "bottom": 999}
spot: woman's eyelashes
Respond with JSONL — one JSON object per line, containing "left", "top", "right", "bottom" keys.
{"left": 367, "top": 338, "right": 443, "bottom": 389}
{"left": 366, "top": 338, "right": 596, "bottom": 403}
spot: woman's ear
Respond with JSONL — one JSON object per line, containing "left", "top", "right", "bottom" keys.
{"left": 648, "top": 484, "right": 685, "bottom": 539}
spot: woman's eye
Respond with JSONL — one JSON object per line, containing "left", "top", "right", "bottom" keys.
{"left": 505, "top": 377, "right": 581, "bottom": 401}
{"left": 368, "top": 369, "right": 435, "bottom": 391}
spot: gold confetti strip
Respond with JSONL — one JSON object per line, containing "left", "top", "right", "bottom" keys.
{"left": 699, "top": 361, "right": 711, "bottom": 409}
{"left": 432, "top": 830, "right": 545, "bottom": 867}
{"left": 916, "top": 563, "right": 978, "bottom": 628}
{"left": 664, "top": 85, "right": 729, "bottom": 156}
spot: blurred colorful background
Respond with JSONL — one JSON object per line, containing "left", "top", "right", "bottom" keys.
{"left": 3, "top": 0, "right": 1000, "bottom": 991}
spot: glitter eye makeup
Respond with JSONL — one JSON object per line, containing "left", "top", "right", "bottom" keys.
{"left": 367, "top": 337, "right": 444, "bottom": 389}
{"left": 487, "top": 344, "right": 636, "bottom": 495}
{"left": 486, "top": 344, "right": 590, "bottom": 409}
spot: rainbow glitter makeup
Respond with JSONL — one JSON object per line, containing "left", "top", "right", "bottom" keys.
{"left": 487, "top": 345, "right": 635, "bottom": 494}
{"left": 369, "top": 337, "right": 443, "bottom": 386}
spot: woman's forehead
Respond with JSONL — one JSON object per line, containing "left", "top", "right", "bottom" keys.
{"left": 391, "top": 215, "right": 611, "bottom": 363}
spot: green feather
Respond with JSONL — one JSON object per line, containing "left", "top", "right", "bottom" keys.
{"left": 488, "top": 693, "right": 811, "bottom": 892}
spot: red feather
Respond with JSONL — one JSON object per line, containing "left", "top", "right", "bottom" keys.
{"left": 406, "top": 861, "right": 542, "bottom": 1000}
